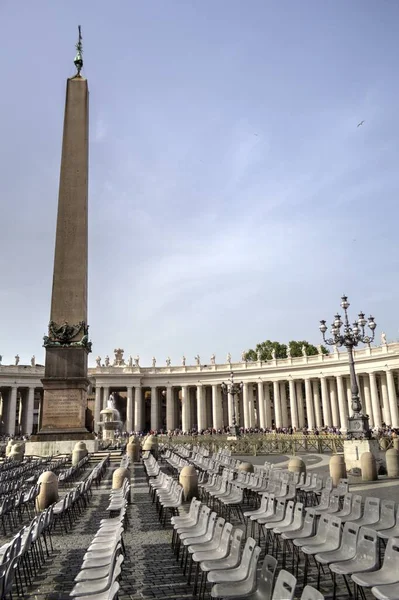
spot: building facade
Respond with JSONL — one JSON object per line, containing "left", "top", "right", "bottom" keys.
{"left": 1, "top": 342, "right": 399, "bottom": 436}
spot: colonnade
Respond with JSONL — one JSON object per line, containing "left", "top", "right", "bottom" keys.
{"left": 94, "top": 369, "right": 399, "bottom": 433}
{"left": 0, "top": 386, "right": 36, "bottom": 436}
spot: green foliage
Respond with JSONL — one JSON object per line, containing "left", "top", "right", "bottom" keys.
{"left": 245, "top": 339, "right": 329, "bottom": 361}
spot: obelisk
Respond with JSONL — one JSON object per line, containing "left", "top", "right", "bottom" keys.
{"left": 32, "top": 28, "right": 94, "bottom": 449}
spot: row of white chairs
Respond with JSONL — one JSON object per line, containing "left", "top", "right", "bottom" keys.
{"left": 69, "top": 499, "right": 127, "bottom": 599}
{"left": 169, "top": 496, "right": 324, "bottom": 600}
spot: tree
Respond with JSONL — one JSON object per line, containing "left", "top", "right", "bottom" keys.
{"left": 287, "top": 340, "right": 329, "bottom": 357}
{"left": 245, "top": 339, "right": 328, "bottom": 361}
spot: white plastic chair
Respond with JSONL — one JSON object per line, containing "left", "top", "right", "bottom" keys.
{"left": 271, "top": 569, "right": 297, "bottom": 600}
{"left": 210, "top": 543, "right": 261, "bottom": 598}
{"left": 352, "top": 536, "right": 399, "bottom": 590}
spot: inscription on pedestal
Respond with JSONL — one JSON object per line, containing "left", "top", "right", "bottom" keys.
{"left": 41, "top": 388, "right": 86, "bottom": 430}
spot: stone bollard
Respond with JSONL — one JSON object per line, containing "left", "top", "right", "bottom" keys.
{"left": 5, "top": 440, "right": 15, "bottom": 457}
{"left": 126, "top": 439, "right": 140, "bottom": 463}
{"left": 329, "top": 454, "right": 347, "bottom": 487}
{"left": 360, "top": 452, "right": 378, "bottom": 482}
{"left": 142, "top": 435, "right": 158, "bottom": 459}
{"left": 36, "top": 471, "right": 59, "bottom": 511}
{"left": 288, "top": 456, "right": 306, "bottom": 477}
{"left": 237, "top": 461, "right": 254, "bottom": 473}
{"left": 386, "top": 448, "right": 399, "bottom": 478}
{"left": 10, "top": 442, "right": 24, "bottom": 463}
{"left": 72, "top": 441, "right": 88, "bottom": 466}
{"left": 179, "top": 465, "right": 198, "bottom": 501}
{"left": 112, "top": 466, "right": 130, "bottom": 489}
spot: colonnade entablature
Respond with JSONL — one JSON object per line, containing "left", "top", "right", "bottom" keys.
{"left": 1, "top": 342, "right": 399, "bottom": 435}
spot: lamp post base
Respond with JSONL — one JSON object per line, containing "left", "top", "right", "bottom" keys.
{"left": 346, "top": 414, "right": 371, "bottom": 440}
{"left": 229, "top": 424, "right": 240, "bottom": 439}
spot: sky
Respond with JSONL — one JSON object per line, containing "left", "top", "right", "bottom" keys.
{"left": 1, "top": 1, "right": 399, "bottom": 368}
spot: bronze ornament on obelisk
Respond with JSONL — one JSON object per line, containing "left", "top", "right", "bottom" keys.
{"left": 35, "top": 28, "right": 93, "bottom": 441}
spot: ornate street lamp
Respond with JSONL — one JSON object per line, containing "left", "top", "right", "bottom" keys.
{"left": 221, "top": 371, "right": 243, "bottom": 438}
{"left": 319, "top": 294, "right": 376, "bottom": 439}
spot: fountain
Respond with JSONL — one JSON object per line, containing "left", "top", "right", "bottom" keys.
{"left": 98, "top": 394, "right": 122, "bottom": 441}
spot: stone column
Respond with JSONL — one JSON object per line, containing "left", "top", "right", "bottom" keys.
{"left": 320, "top": 376, "right": 332, "bottom": 426}
{"left": 181, "top": 386, "right": 190, "bottom": 432}
{"left": 312, "top": 380, "right": 323, "bottom": 428}
{"left": 94, "top": 385, "right": 102, "bottom": 433}
{"left": 197, "top": 385, "right": 206, "bottom": 431}
{"left": 242, "top": 383, "right": 250, "bottom": 429}
{"left": 345, "top": 377, "right": 352, "bottom": 416}
{"left": 304, "top": 379, "right": 314, "bottom": 430}
{"left": 380, "top": 373, "right": 392, "bottom": 425}
{"left": 248, "top": 384, "right": 256, "bottom": 427}
{"left": 134, "top": 386, "right": 143, "bottom": 432}
{"left": 257, "top": 382, "right": 266, "bottom": 429}
{"left": 150, "top": 386, "right": 159, "bottom": 431}
{"left": 279, "top": 382, "right": 289, "bottom": 427}
{"left": 227, "top": 391, "right": 234, "bottom": 427}
{"left": 263, "top": 383, "right": 272, "bottom": 428}
{"left": 369, "top": 372, "right": 382, "bottom": 428}
{"left": 273, "top": 381, "right": 282, "bottom": 428}
{"left": 295, "top": 381, "right": 306, "bottom": 428}
{"left": 166, "top": 386, "right": 175, "bottom": 431}
{"left": 361, "top": 375, "right": 373, "bottom": 426}
{"left": 212, "top": 384, "right": 223, "bottom": 430}
{"left": 288, "top": 379, "right": 298, "bottom": 429}
{"left": 126, "top": 386, "right": 133, "bottom": 433}
{"left": 7, "top": 386, "right": 17, "bottom": 436}
{"left": 102, "top": 386, "right": 109, "bottom": 410}
{"left": 329, "top": 378, "right": 340, "bottom": 427}
{"left": 336, "top": 375, "right": 348, "bottom": 431}
{"left": 25, "top": 387, "right": 35, "bottom": 436}
{"left": 386, "top": 370, "right": 399, "bottom": 428}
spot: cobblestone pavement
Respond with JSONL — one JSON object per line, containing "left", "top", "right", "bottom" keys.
{"left": 2, "top": 456, "right": 391, "bottom": 599}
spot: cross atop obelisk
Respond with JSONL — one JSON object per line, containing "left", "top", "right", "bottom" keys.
{"left": 34, "top": 28, "right": 94, "bottom": 447}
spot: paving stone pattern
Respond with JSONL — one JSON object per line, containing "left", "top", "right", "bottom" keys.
{"left": 2, "top": 459, "right": 381, "bottom": 599}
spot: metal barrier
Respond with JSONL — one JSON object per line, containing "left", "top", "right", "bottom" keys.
{"left": 158, "top": 433, "right": 345, "bottom": 455}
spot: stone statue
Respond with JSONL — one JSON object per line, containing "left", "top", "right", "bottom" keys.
{"left": 182, "top": 355, "right": 186, "bottom": 366}
{"left": 381, "top": 332, "right": 387, "bottom": 345}
{"left": 152, "top": 356, "right": 156, "bottom": 367}
{"left": 301, "top": 345, "right": 307, "bottom": 357}
{"left": 128, "top": 355, "right": 133, "bottom": 367}
{"left": 227, "top": 352, "right": 231, "bottom": 363}
{"left": 241, "top": 351, "right": 247, "bottom": 363}
{"left": 195, "top": 354, "right": 200, "bottom": 366}
{"left": 286, "top": 345, "right": 291, "bottom": 358}
{"left": 317, "top": 345, "right": 322, "bottom": 355}
{"left": 257, "top": 348, "right": 262, "bottom": 361}
{"left": 107, "top": 394, "right": 115, "bottom": 409}
{"left": 113, "top": 348, "right": 125, "bottom": 366}
{"left": 95, "top": 355, "right": 101, "bottom": 367}
{"left": 210, "top": 353, "right": 216, "bottom": 365}
{"left": 104, "top": 355, "right": 110, "bottom": 367}
{"left": 31, "top": 356, "right": 35, "bottom": 366}
{"left": 271, "top": 349, "right": 276, "bottom": 360}
{"left": 15, "top": 355, "right": 19, "bottom": 366}
{"left": 134, "top": 355, "right": 140, "bottom": 367}
{"left": 333, "top": 344, "right": 339, "bottom": 355}
{"left": 166, "top": 357, "right": 171, "bottom": 367}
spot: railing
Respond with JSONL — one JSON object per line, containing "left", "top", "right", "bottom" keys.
{"left": 159, "top": 433, "right": 345, "bottom": 455}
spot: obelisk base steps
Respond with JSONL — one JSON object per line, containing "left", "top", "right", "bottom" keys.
{"left": 26, "top": 438, "right": 98, "bottom": 457}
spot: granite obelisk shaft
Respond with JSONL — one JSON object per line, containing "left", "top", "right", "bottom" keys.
{"left": 38, "top": 75, "right": 92, "bottom": 438}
